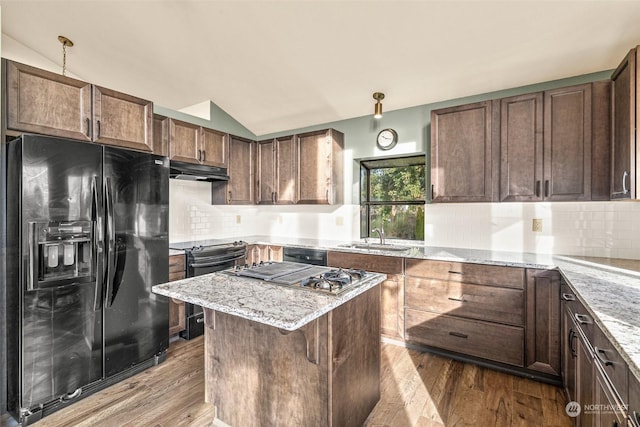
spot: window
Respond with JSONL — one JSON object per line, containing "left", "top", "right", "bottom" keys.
{"left": 360, "top": 155, "right": 425, "bottom": 240}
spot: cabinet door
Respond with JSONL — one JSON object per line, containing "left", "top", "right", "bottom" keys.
{"left": 577, "top": 332, "right": 595, "bottom": 427}
{"left": 201, "top": 128, "right": 228, "bottom": 167}
{"left": 168, "top": 254, "right": 186, "bottom": 336}
{"left": 499, "top": 93, "right": 544, "bottom": 201}
{"left": 327, "top": 252, "right": 404, "bottom": 339}
{"left": 275, "top": 136, "right": 297, "bottom": 204}
{"left": 228, "top": 136, "right": 255, "bottom": 204}
{"left": 630, "top": 373, "right": 640, "bottom": 427}
{"left": 380, "top": 274, "right": 404, "bottom": 339}
{"left": 594, "top": 365, "right": 627, "bottom": 427}
{"left": 153, "top": 114, "right": 169, "bottom": 157}
{"left": 525, "top": 269, "right": 561, "bottom": 377}
{"left": 257, "top": 139, "right": 276, "bottom": 204}
{"left": 93, "top": 86, "right": 154, "bottom": 153}
{"left": 169, "top": 119, "right": 201, "bottom": 164}
{"left": 543, "top": 84, "right": 592, "bottom": 201}
{"left": 297, "top": 130, "right": 334, "bottom": 204}
{"left": 431, "top": 101, "right": 497, "bottom": 202}
{"left": 5, "top": 59, "right": 92, "bottom": 141}
{"left": 268, "top": 246, "right": 284, "bottom": 262}
{"left": 563, "top": 304, "right": 578, "bottom": 403}
{"left": 611, "top": 48, "right": 636, "bottom": 200}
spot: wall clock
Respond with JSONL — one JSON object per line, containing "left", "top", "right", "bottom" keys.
{"left": 376, "top": 128, "right": 398, "bottom": 150}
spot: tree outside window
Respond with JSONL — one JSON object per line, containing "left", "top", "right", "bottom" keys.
{"left": 360, "top": 155, "right": 425, "bottom": 240}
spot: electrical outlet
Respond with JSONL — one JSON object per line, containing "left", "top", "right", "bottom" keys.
{"left": 336, "top": 216, "right": 344, "bottom": 226}
{"left": 236, "top": 215, "right": 241, "bottom": 224}
{"left": 532, "top": 218, "right": 543, "bottom": 232}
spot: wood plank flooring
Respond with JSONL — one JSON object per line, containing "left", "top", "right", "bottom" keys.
{"left": 2, "top": 337, "right": 572, "bottom": 427}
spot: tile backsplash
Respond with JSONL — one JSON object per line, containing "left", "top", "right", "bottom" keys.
{"left": 170, "top": 180, "right": 640, "bottom": 259}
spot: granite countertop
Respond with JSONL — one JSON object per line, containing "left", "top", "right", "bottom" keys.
{"left": 168, "top": 235, "right": 640, "bottom": 380}
{"left": 153, "top": 271, "right": 386, "bottom": 331}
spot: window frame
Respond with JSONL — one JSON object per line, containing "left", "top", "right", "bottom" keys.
{"left": 359, "top": 155, "right": 426, "bottom": 240}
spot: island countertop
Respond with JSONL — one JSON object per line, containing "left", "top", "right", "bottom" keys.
{"left": 152, "top": 271, "right": 386, "bottom": 331}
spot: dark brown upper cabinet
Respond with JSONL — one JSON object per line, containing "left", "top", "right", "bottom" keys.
{"left": 499, "top": 93, "right": 544, "bottom": 202}
{"left": 4, "top": 59, "right": 156, "bottom": 154}
{"left": 500, "top": 84, "right": 594, "bottom": 201}
{"left": 430, "top": 101, "right": 498, "bottom": 202}
{"left": 257, "top": 135, "right": 297, "bottom": 204}
{"left": 93, "top": 85, "right": 154, "bottom": 153}
{"left": 227, "top": 135, "right": 255, "bottom": 204}
{"left": 543, "top": 84, "right": 592, "bottom": 201}
{"left": 153, "top": 114, "right": 169, "bottom": 157}
{"left": 611, "top": 47, "right": 638, "bottom": 200}
{"left": 168, "top": 118, "right": 228, "bottom": 167}
{"left": 296, "top": 129, "right": 344, "bottom": 204}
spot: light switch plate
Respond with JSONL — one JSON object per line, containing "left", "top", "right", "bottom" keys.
{"left": 236, "top": 215, "right": 241, "bottom": 224}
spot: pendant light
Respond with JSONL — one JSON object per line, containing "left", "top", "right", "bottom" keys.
{"left": 58, "top": 35, "right": 74, "bottom": 76}
{"left": 373, "top": 92, "right": 384, "bottom": 119}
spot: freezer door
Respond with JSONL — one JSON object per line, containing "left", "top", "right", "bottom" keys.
{"left": 103, "top": 147, "right": 169, "bottom": 377}
{"left": 11, "top": 135, "right": 104, "bottom": 411}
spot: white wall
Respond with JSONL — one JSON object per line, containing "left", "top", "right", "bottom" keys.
{"left": 170, "top": 180, "right": 640, "bottom": 259}
{"left": 169, "top": 180, "right": 359, "bottom": 243}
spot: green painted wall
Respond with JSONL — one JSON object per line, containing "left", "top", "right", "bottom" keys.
{"left": 154, "top": 101, "right": 256, "bottom": 140}
{"left": 259, "top": 70, "right": 613, "bottom": 157}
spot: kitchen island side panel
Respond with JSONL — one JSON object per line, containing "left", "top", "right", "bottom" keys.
{"left": 204, "top": 309, "right": 330, "bottom": 426}
{"left": 203, "top": 284, "right": 381, "bottom": 427}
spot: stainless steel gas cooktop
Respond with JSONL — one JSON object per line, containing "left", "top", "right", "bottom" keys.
{"left": 227, "top": 261, "right": 369, "bottom": 295}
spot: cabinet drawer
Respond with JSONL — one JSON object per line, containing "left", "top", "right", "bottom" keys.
{"left": 405, "top": 309, "right": 524, "bottom": 366}
{"left": 405, "top": 259, "right": 524, "bottom": 289}
{"left": 593, "top": 323, "right": 629, "bottom": 404}
{"left": 405, "top": 277, "right": 524, "bottom": 326}
{"left": 560, "top": 283, "right": 594, "bottom": 342}
{"left": 327, "top": 252, "right": 403, "bottom": 275}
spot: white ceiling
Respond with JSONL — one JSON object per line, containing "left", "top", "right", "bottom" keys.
{"left": 2, "top": 1, "right": 640, "bottom": 136}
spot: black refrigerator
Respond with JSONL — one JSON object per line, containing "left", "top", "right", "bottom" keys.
{"left": 4, "top": 134, "right": 169, "bottom": 425}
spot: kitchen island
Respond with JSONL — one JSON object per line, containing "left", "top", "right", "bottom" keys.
{"left": 153, "top": 269, "right": 386, "bottom": 426}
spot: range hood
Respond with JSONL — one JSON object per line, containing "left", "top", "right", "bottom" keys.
{"left": 169, "top": 160, "right": 229, "bottom": 182}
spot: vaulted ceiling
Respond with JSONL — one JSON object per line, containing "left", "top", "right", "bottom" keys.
{"left": 2, "top": 1, "right": 640, "bottom": 135}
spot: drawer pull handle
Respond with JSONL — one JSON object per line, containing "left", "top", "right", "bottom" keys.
{"left": 448, "top": 296, "right": 465, "bottom": 302}
{"left": 594, "top": 347, "right": 614, "bottom": 367}
{"left": 449, "top": 331, "right": 468, "bottom": 339}
{"left": 574, "top": 313, "right": 592, "bottom": 325}
{"left": 448, "top": 271, "right": 464, "bottom": 275}
{"left": 633, "top": 411, "right": 639, "bottom": 424}
{"left": 562, "top": 293, "right": 576, "bottom": 301}
{"left": 196, "top": 317, "right": 204, "bottom": 324}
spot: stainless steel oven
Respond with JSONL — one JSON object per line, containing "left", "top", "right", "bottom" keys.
{"left": 169, "top": 241, "right": 246, "bottom": 339}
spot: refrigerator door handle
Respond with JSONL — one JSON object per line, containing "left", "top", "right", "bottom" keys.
{"left": 92, "top": 176, "right": 104, "bottom": 310}
{"left": 104, "top": 177, "right": 116, "bottom": 307}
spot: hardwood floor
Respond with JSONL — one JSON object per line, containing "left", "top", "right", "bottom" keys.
{"left": 3, "top": 337, "right": 571, "bottom": 427}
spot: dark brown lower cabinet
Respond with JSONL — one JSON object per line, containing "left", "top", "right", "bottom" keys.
{"left": 404, "top": 308, "right": 524, "bottom": 366}
{"left": 630, "top": 373, "right": 640, "bottom": 426}
{"left": 168, "top": 254, "right": 186, "bottom": 336}
{"left": 327, "top": 252, "right": 404, "bottom": 339}
{"left": 525, "top": 269, "right": 561, "bottom": 376}
{"left": 561, "top": 281, "right": 630, "bottom": 427}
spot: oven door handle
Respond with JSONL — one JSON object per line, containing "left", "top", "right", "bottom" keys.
{"left": 190, "top": 254, "right": 245, "bottom": 269}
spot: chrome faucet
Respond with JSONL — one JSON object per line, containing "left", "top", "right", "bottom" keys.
{"left": 372, "top": 227, "right": 385, "bottom": 245}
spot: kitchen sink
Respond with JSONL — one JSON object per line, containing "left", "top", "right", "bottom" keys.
{"left": 340, "top": 243, "right": 412, "bottom": 252}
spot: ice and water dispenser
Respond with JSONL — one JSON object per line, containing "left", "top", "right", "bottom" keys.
{"left": 28, "top": 221, "right": 94, "bottom": 290}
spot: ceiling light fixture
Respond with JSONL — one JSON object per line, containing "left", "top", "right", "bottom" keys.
{"left": 58, "top": 35, "right": 74, "bottom": 76}
{"left": 373, "top": 92, "right": 384, "bottom": 119}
